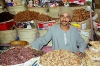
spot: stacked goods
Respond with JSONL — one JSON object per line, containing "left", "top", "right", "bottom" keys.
{"left": 18, "top": 28, "right": 37, "bottom": 43}
{"left": 14, "top": 11, "right": 54, "bottom": 22}
{"left": 85, "top": 41, "right": 100, "bottom": 66}
{"left": 0, "top": 12, "right": 14, "bottom": 23}
{"left": 7, "top": 6, "right": 27, "bottom": 15}
{"left": 72, "top": 8, "right": 94, "bottom": 22}
{"left": 0, "top": 46, "right": 45, "bottom": 65}
{"left": 40, "top": 50, "right": 82, "bottom": 66}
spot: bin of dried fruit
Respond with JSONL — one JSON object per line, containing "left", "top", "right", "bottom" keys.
{"left": 0, "top": 46, "right": 45, "bottom": 66}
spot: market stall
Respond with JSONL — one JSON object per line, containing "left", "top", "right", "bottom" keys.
{"left": 0, "top": 0, "right": 100, "bottom": 66}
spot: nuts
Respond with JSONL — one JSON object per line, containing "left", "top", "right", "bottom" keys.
{"left": 40, "top": 50, "right": 82, "bottom": 66}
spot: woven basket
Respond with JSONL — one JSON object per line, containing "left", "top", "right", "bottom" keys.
{"left": 47, "top": 7, "right": 60, "bottom": 18}
{"left": 0, "top": 30, "right": 16, "bottom": 44}
{"left": 18, "top": 28, "right": 37, "bottom": 43}
{"left": 28, "top": 7, "right": 47, "bottom": 15}
{"left": 7, "top": 6, "right": 26, "bottom": 15}
{"left": 13, "top": 0, "right": 23, "bottom": 6}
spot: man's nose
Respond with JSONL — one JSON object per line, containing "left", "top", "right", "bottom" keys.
{"left": 63, "top": 17, "right": 66, "bottom": 20}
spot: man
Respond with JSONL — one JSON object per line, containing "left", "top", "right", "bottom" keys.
{"left": 31, "top": 7, "right": 87, "bottom": 57}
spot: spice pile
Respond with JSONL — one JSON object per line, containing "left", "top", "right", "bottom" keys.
{"left": 14, "top": 11, "right": 54, "bottom": 22}
{"left": 40, "top": 50, "right": 82, "bottom": 66}
{"left": 0, "top": 46, "right": 45, "bottom": 65}
{"left": 72, "top": 8, "right": 94, "bottom": 22}
{"left": 0, "top": 12, "right": 14, "bottom": 23}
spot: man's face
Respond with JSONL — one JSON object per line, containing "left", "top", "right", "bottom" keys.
{"left": 60, "top": 12, "right": 71, "bottom": 26}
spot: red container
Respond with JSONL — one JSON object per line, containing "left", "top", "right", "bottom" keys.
{"left": 38, "top": 21, "right": 56, "bottom": 30}
{"left": 48, "top": 21, "right": 56, "bottom": 27}
{"left": 0, "top": 23, "right": 8, "bottom": 30}
{"left": 0, "top": 20, "right": 16, "bottom": 31}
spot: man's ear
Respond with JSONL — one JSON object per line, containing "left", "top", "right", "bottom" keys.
{"left": 70, "top": 19, "right": 72, "bottom": 22}
{"left": 69, "top": 17, "right": 72, "bottom": 22}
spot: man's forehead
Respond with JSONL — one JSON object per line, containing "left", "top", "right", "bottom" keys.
{"left": 61, "top": 12, "right": 70, "bottom": 16}
{"left": 61, "top": 12, "right": 70, "bottom": 15}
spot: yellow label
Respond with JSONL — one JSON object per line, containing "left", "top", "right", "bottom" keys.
{"left": 71, "top": 23, "right": 81, "bottom": 28}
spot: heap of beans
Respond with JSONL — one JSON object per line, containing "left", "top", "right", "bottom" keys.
{"left": 0, "top": 12, "right": 14, "bottom": 22}
{"left": 72, "top": 8, "right": 95, "bottom": 22}
{"left": 0, "top": 46, "right": 45, "bottom": 65}
{"left": 14, "top": 11, "right": 53, "bottom": 22}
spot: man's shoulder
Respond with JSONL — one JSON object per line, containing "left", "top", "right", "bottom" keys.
{"left": 70, "top": 25, "right": 77, "bottom": 29}
{"left": 70, "top": 25, "right": 78, "bottom": 31}
{"left": 50, "top": 24, "right": 59, "bottom": 29}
